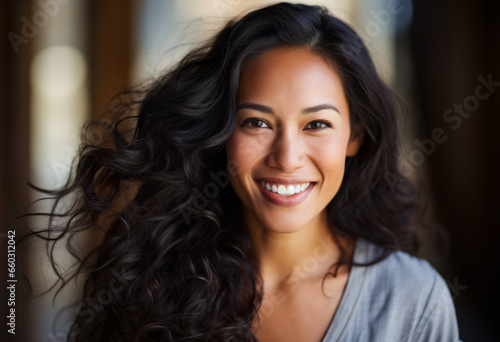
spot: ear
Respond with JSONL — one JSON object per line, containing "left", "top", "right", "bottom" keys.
{"left": 346, "top": 124, "right": 364, "bottom": 157}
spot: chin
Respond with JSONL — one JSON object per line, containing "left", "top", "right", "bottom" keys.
{"left": 258, "top": 215, "right": 310, "bottom": 234}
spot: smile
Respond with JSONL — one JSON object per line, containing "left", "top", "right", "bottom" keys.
{"left": 255, "top": 179, "right": 316, "bottom": 207}
{"left": 260, "top": 181, "right": 311, "bottom": 196}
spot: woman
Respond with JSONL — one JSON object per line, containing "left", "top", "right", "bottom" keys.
{"left": 22, "top": 2, "right": 460, "bottom": 341}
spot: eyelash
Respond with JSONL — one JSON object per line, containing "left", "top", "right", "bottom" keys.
{"left": 241, "top": 118, "right": 333, "bottom": 131}
{"left": 305, "top": 120, "right": 333, "bottom": 130}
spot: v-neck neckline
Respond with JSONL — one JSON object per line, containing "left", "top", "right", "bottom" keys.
{"left": 320, "top": 237, "right": 370, "bottom": 341}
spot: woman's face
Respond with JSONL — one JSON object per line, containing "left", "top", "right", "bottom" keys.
{"left": 225, "top": 47, "right": 362, "bottom": 234}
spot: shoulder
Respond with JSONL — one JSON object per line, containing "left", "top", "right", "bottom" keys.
{"left": 348, "top": 238, "right": 460, "bottom": 341}
{"left": 356, "top": 237, "right": 446, "bottom": 294}
{"left": 365, "top": 241, "right": 441, "bottom": 295}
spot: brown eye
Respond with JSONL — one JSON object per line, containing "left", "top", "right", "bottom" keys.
{"left": 242, "top": 118, "right": 270, "bottom": 129}
{"left": 305, "top": 120, "right": 332, "bottom": 130}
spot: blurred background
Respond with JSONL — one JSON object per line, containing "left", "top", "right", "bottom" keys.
{"left": 1, "top": 0, "right": 499, "bottom": 341}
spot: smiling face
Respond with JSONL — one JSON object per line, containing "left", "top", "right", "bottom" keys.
{"left": 225, "top": 47, "right": 362, "bottom": 234}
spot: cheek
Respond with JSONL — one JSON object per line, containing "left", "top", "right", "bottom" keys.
{"left": 308, "top": 136, "right": 348, "bottom": 185}
{"left": 226, "top": 131, "right": 269, "bottom": 173}
{"left": 225, "top": 133, "right": 258, "bottom": 207}
{"left": 225, "top": 132, "right": 258, "bottom": 200}
{"left": 225, "top": 133, "right": 238, "bottom": 163}
{"left": 227, "top": 132, "right": 255, "bottom": 165}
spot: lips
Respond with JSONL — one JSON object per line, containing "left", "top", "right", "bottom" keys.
{"left": 255, "top": 179, "right": 316, "bottom": 207}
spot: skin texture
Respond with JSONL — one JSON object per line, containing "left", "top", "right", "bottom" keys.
{"left": 226, "top": 46, "right": 362, "bottom": 259}
{"left": 225, "top": 47, "right": 363, "bottom": 340}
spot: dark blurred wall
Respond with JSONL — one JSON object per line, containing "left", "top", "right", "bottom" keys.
{"left": 1, "top": 1, "right": 32, "bottom": 342}
{"left": 409, "top": 0, "right": 500, "bottom": 340}
{"left": 1, "top": 1, "right": 132, "bottom": 341}
{"left": 89, "top": 0, "right": 133, "bottom": 119}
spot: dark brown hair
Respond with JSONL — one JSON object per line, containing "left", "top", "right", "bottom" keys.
{"left": 19, "top": 2, "right": 422, "bottom": 341}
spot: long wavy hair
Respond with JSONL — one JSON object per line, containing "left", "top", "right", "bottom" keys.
{"left": 19, "top": 2, "right": 424, "bottom": 341}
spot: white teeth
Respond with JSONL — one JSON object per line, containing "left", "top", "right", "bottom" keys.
{"left": 278, "top": 185, "right": 287, "bottom": 195}
{"left": 260, "top": 181, "right": 312, "bottom": 196}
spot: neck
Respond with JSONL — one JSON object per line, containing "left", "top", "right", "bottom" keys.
{"left": 244, "top": 209, "right": 349, "bottom": 291}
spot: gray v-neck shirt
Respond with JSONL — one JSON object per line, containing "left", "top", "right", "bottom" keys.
{"left": 321, "top": 237, "right": 461, "bottom": 342}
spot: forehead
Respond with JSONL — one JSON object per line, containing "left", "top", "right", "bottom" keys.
{"left": 238, "top": 47, "right": 347, "bottom": 112}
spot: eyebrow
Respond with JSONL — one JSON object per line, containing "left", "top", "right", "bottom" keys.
{"left": 236, "top": 102, "right": 340, "bottom": 115}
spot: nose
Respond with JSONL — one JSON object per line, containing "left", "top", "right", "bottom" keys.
{"left": 265, "top": 126, "right": 306, "bottom": 172}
